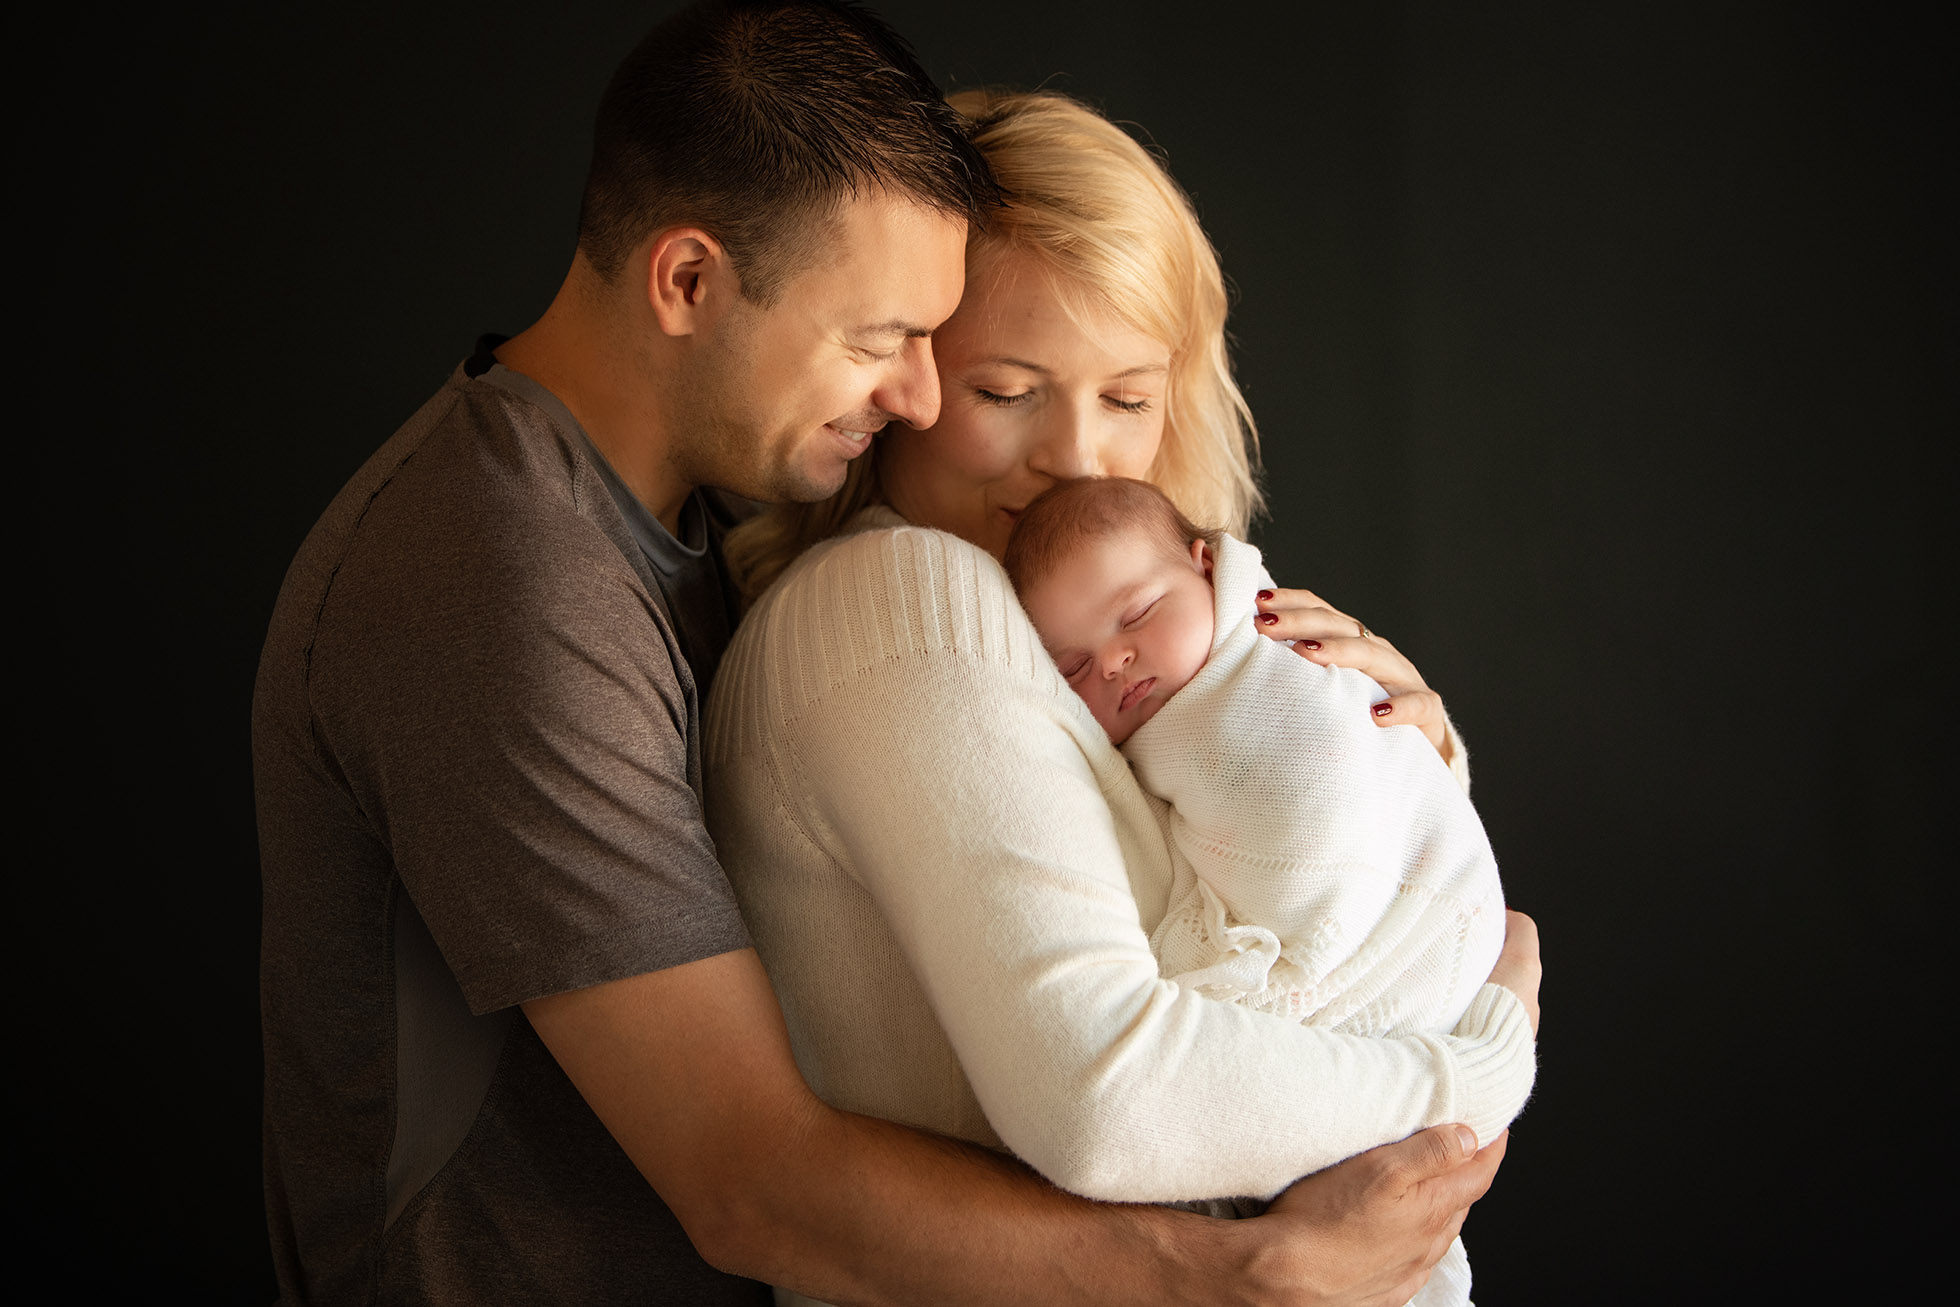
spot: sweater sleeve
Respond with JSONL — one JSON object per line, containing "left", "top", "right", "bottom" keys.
{"left": 709, "top": 523, "right": 1532, "bottom": 1202}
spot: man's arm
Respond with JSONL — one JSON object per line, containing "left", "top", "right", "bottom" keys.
{"left": 525, "top": 946, "right": 1509, "bottom": 1307}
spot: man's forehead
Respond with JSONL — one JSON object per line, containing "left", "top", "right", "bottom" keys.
{"left": 837, "top": 196, "right": 965, "bottom": 263}
{"left": 791, "top": 196, "right": 966, "bottom": 328}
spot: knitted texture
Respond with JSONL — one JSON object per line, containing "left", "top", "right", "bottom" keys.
{"left": 1124, "top": 533, "right": 1512, "bottom": 1306}
{"left": 704, "top": 512, "right": 1536, "bottom": 1213}
{"left": 1130, "top": 534, "right": 1506, "bottom": 1035}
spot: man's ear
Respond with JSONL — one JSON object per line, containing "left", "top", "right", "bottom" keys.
{"left": 645, "top": 227, "right": 731, "bottom": 336}
{"left": 1190, "top": 536, "right": 1213, "bottom": 579}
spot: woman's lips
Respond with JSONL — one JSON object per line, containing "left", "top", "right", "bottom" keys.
{"left": 1120, "top": 677, "right": 1155, "bottom": 711}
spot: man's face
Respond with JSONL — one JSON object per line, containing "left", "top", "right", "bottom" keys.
{"left": 1019, "top": 526, "right": 1217, "bottom": 745}
{"left": 677, "top": 195, "right": 968, "bottom": 504}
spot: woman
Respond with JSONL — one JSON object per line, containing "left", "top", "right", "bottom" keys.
{"left": 706, "top": 88, "right": 1535, "bottom": 1231}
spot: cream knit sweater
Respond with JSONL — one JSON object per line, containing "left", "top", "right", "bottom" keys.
{"left": 704, "top": 512, "right": 1535, "bottom": 1215}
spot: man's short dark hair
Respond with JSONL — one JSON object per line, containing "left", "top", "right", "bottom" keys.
{"left": 578, "top": 0, "right": 1001, "bottom": 304}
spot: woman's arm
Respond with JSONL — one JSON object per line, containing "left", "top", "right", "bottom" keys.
{"left": 712, "top": 525, "right": 1534, "bottom": 1203}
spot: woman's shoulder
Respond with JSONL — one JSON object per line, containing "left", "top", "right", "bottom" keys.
{"left": 789, "top": 508, "right": 1006, "bottom": 590}
{"left": 717, "top": 509, "right": 1054, "bottom": 710}
{"left": 758, "top": 512, "right": 1027, "bottom": 641}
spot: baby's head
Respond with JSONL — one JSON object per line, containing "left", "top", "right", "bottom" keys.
{"left": 1006, "top": 477, "right": 1219, "bottom": 745}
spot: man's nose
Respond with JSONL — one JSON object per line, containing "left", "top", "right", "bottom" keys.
{"left": 877, "top": 337, "right": 942, "bottom": 430}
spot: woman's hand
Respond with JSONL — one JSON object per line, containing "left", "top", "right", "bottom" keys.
{"left": 1486, "top": 911, "right": 1541, "bottom": 1034}
{"left": 1254, "top": 587, "right": 1450, "bottom": 756}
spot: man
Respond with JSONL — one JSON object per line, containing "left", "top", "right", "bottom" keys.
{"left": 254, "top": 2, "right": 1528, "bottom": 1301}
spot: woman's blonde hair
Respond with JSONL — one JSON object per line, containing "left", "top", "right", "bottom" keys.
{"left": 725, "top": 87, "right": 1262, "bottom": 599}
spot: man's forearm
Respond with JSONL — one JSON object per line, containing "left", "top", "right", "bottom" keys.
{"left": 526, "top": 951, "right": 1287, "bottom": 1305}
{"left": 726, "top": 1102, "right": 1259, "bottom": 1307}
{"left": 729, "top": 1107, "right": 1504, "bottom": 1307}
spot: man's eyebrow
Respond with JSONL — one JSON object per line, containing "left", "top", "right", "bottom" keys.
{"left": 858, "top": 319, "right": 937, "bottom": 339}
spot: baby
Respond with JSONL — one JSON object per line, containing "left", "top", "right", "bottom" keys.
{"left": 1006, "top": 476, "right": 1519, "bottom": 1307}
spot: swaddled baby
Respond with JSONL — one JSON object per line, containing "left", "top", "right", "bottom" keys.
{"left": 1006, "top": 476, "right": 1520, "bottom": 1307}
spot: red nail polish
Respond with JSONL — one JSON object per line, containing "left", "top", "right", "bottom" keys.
{"left": 1372, "top": 703, "right": 1392, "bottom": 717}
{"left": 1258, "top": 612, "right": 1279, "bottom": 626}
{"left": 1256, "top": 590, "right": 1274, "bottom": 603}
{"left": 1300, "top": 638, "right": 1320, "bottom": 649}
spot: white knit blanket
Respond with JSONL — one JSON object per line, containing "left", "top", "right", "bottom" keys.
{"left": 1128, "top": 533, "right": 1506, "bottom": 1038}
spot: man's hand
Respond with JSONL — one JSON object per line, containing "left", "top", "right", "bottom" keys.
{"left": 1236, "top": 1124, "right": 1508, "bottom": 1307}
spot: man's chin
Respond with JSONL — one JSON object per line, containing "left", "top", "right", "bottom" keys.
{"left": 738, "top": 457, "right": 856, "bottom": 508}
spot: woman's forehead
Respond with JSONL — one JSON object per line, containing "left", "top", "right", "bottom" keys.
{"left": 945, "top": 247, "right": 1170, "bottom": 372}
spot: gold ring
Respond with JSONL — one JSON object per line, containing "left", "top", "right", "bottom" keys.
{"left": 1357, "top": 620, "right": 1372, "bottom": 638}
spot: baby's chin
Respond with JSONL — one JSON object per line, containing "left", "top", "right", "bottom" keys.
{"left": 1101, "top": 696, "right": 1160, "bottom": 747}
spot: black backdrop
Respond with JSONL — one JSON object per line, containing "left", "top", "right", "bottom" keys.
{"left": 29, "top": 2, "right": 1946, "bottom": 1299}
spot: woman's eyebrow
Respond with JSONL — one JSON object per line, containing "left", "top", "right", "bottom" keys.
{"left": 972, "top": 354, "right": 1050, "bottom": 373}
{"left": 969, "top": 357, "right": 1170, "bottom": 379}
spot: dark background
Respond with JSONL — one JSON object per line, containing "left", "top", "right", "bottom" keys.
{"left": 30, "top": 1, "right": 1945, "bottom": 1299}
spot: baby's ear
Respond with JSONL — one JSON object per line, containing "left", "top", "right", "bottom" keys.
{"left": 1190, "top": 537, "right": 1212, "bottom": 578}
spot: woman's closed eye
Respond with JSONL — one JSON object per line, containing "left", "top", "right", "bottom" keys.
{"left": 973, "top": 386, "right": 1032, "bottom": 407}
{"left": 1104, "top": 393, "right": 1152, "bottom": 414}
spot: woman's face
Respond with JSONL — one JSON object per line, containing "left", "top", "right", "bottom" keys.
{"left": 878, "top": 248, "right": 1172, "bottom": 559}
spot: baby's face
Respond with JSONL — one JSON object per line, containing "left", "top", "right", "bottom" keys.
{"left": 1020, "top": 527, "right": 1216, "bottom": 745}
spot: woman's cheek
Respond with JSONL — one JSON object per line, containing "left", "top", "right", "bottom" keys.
{"left": 1112, "top": 410, "right": 1167, "bottom": 478}
{"left": 949, "top": 403, "right": 1025, "bottom": 481}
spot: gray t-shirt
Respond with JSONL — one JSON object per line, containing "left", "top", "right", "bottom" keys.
{"left": 253, "top": 348, "right": 765, "bottom": 1303}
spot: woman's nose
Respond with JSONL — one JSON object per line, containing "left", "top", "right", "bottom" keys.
{"left": 1028, "top": 405, "right": 1102, "bottom": 479}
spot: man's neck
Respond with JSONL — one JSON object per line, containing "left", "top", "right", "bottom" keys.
{"left": 494, "top": 270, "right": 693, "bottom": 534}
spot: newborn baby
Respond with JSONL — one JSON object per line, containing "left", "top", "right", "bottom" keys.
{"left": 1006, "top": 475, "right": 1521, "bottom": 1307}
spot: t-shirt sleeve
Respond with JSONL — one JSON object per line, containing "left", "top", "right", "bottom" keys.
{"left": 307, "top": 481, "right": 749, "bottom": 1015}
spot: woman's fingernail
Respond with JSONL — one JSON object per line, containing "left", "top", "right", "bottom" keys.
{"left": 1299, "top": 638, "right": 1320, "bottom": 649}
{"left": 1256, "top": 590, "right": 1274, "bottom": 603}
{"left": 1258, "top": 612, "right": 1279, "bottom": 626}
{"left": 1372, "top": 703, "right": 1393, "bottom": 717}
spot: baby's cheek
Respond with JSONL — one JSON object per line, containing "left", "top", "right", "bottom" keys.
{"left": 1084, "top": 690, "right": 1124, "bottom": 743}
